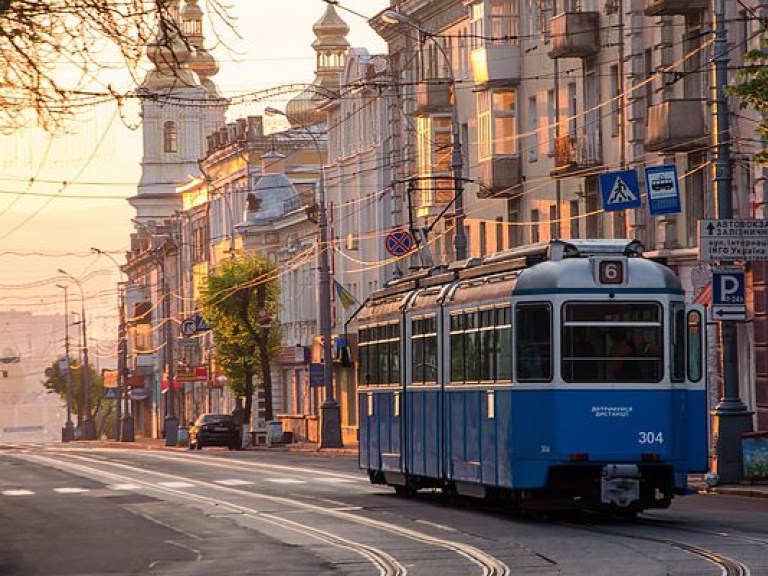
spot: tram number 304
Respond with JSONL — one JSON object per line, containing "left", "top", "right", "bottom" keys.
{"left": 638, "top": 431, "right": 664, "bottom": 445}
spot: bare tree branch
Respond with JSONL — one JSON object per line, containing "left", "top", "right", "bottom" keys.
{"left": 0, "top": 0, "right": 233, "bottom": 133}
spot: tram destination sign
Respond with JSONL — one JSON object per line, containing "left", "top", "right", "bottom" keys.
{"left": 699, "top": 219, "right": 768, "bottom": 261}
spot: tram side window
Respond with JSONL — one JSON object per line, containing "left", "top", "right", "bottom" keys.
{"left": 449, "top": 307, "right": 512, "bottom": 384}
{"left": 412, "top": 317, "right": 437, "bottom": 384}
{"left": 358, "top": 324, "right": 400, "bottom": 386}
{"left": 515, "top": 303, "right": 552, "bottom": 381}
{"left": 687, "top": 310, "right": 703, "bottom": 382}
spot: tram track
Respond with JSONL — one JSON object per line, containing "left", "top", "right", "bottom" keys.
{"left": 17, "top": 451, "right": 510, "bottom": 576}
{"left": 559, "top": 521, "right": 751, "bottom": 576}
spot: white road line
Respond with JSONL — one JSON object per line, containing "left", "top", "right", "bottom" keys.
{"left": 54, "top": 487, "right": 90, "bottom": 494}
{"left": 2, "top": 489, "right": 33, "bottom": 496}
{"left": 264, "top": 477, "right": 306, "bottom": 484}
{"left": 214, "top": 479, "right": 254, "bottom": 486}
{"left": 108, "top": 483, "right": 142, "bottom": 491}
{"left": 157, "top": 481, "right": 195, "bottom": 489}
{"left": 315, "top": 477, "right": 356, "bottom": 484}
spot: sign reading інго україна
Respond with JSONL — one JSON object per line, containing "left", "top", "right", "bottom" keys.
{"left": 699, "top": 219, "right": 768, "bottom": 261}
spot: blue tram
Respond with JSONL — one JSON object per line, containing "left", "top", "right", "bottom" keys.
{"left": 356, "top": 239, "right": 707, "bottom": 513}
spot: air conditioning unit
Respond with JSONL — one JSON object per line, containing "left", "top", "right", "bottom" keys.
{"left": 345, "top": 233, "right": 359, "bottom": 251}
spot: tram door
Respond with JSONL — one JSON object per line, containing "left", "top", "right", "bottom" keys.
{"left": 683, "top": 304, "right": 708, "bottom": 472}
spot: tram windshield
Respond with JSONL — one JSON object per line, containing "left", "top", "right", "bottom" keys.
{"left": 561, "top": 302, "right": 663, "bottom": 383}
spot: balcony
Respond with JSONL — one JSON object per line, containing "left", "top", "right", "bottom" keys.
{"left": 477, "top": 156, "right": 522, "bottom": 198}
{"left": 552, "top": 131, "right": 602, "bottom": 176}
{"left": 471, "top": 44, "right": 522, "bottom": 86}
{"left": 414, "top": 79, "right": 452, "bottom": 115}
{"left": 644, "top": 0, "right": 708, "bottom": 16}
{"left": 645, "top": 99, "right": 707, "bottom": 152}
{"left": 547, "top": 12, "right": 600, "bottom": 59}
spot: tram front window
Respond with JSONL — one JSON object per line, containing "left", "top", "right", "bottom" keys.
{"left": 561, "top": 302, "right": 663, "bottom": 383}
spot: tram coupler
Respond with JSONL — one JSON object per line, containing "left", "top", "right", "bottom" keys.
{"left": 601, "top": 464, "right": 641, "bottom": 507}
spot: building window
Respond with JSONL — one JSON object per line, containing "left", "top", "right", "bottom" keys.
{"left": 495, "top": 217, "right": 504, "bottom": 252}
{"left": 528, "top": 96, "right": 538, "bottom": 162}
{"left": 549, "top": 204, "right": 558, "bottom": 240}
{"left": 163, "top": 121, "right": 178, "bottom": 153}
{"left": 480, "top": 220, "right": 487, "bottom": 256}
{"left": 569, "top": 199, "right": 580, "bottom": 239}
{"left": 567, "top": 82, "right": 577, "bottom": 138}
{"left": 531, "top": 208, "right": 540, "bottom": 243}
{"left": 609, "top": 65, "right": 620, "bottom": 137}
{"left": 478, "top": 89, "right": 517, "bottom": 159}
{"left": 547, "top": 89, "right": 556, "bottom": 156}
{"left": 416, "top": 115, "right": 453, "bottom": 208}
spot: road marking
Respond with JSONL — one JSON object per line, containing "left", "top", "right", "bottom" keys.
{"left": 157, "top": 481, "right": 195, "bottom": 489}
{"left": 108, "top": 483, "right": 142, "bottom": 491}
{"left": 315, "top": 477, "right": 356, "bottom": 484}
{"left": 264, "top": 477, "right": 306, "bottom": 484}
{"left": 214, "top": 479, "right": 254, "bottom": 486}
{"left": 2, "top": 489, "right": 33, "bottom": 496}
{"left": 54, "top": 487, "right": 89, "bottom": 494}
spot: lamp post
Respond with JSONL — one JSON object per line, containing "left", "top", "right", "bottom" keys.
{"left": 57, "top": 269, "right": 96, "bottom": 440}
{"left": 92, "top": 248, "right": 134, "bottom": 442}
{"left": 264, "top": 106, "right": 343, "bottom": 449}
{"left": 381, "top": 10, "right": 467, "bottom": 261}
{"left": 55, "top": 284, "right": 75, "bottom": 442}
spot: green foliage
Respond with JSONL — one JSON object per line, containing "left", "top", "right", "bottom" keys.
{"left": 41, "top": 358, "right": 117, "bottom": 438}
{"left": 728, "top": 39, "right": 768, "bottom": 164}
{"left": 200, "top": 254, "right": 282, "bottom": 423}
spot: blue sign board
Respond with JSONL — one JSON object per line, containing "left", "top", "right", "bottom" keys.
{"left": 309, "top": 362, "right": 324, "bottom": 388}
{"left": 104, "top": 387, "right": 119, "bottom": 400}
{"left": 599, "top": 169, "right": 641, "bottom": 212}
{"left": 712, "top": 267, "right": 746, "bottom": 306}
{"left": 645, "top": 164, "right": 681, "bottom": 215}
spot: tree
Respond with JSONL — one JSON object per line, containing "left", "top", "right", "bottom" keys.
{"left": 200, "top": 254, "right": 281, "bottom": 430}
{"left": 729, "top": 39, "right": 768, "bottom": 164}
{"left": 0, "top": 0, "right": 232, "bottom": 133}
{"left": 42, "top": 358, "right": 117, "bottom": 438}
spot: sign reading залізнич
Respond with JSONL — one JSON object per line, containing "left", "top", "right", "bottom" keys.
{"left": 699, "top": 219, "right": 768, "bottom": 261}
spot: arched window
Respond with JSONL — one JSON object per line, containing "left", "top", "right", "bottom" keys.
{"left": 163, "top": 121, "right": 178, "bottom": 153}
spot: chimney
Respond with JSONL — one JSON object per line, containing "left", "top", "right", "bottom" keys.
{"left": 247, "top": 115, "right": 264, "bottom": 140}
{"left": 236, "top": 118, "right": 247, "bottom": 140}
{"left": 261, "top": 150, "right": 286, "bottom": 175}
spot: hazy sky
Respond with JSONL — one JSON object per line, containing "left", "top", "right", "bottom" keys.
{"left": 0, "top": 1, "right": 387, "bottom": 347}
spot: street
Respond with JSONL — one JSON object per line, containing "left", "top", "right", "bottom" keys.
{"left": 0, "top": 444, "right": 767, "bottom": 575}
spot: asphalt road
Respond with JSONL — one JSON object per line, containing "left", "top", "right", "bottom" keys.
{"left": 1, "top": 443, "right": 767, "bottom": 575}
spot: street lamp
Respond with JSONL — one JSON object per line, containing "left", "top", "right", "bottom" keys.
{"left": 57, "top": 268, "right": 96, "bottom": 440}
{"left": 92, "top": 247, "right": 134, "bottom": 442}
{"left": 264, "top": 106, "right": 343, "bottom": 449}
{"left": 381, "top": 10, "right": 467, "bottom": 261}
{"left": 55, "top": 284, "right": 75, "bottom": 442}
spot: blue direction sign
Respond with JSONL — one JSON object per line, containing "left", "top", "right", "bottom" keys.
{"left": 645, "top": 164, "right": 681, "bottom": 215}
{"left": 599, "top": 169, "right": 641, "bottom": 212}
{"left": 385, "top": 229, "right": 415, "bottom": 257}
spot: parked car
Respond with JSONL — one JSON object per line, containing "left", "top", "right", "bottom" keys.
{"left": 188, "top": 414, "right": 240, "bottom": 450}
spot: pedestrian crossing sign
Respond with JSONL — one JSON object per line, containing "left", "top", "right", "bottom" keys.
{"left": 599, "top": 169, "right": 641, "bottom": 212}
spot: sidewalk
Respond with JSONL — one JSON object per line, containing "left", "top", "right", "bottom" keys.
{"left": 688, "top": 474, "right": 768, "bottom": 499}
{"left": 77, "top": 436, "right": 358, "bottom": 456}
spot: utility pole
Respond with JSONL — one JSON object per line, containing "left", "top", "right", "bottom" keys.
{"left": 162, "top": 258, "right": 178, "bottom": 446}
{"left": 118, "top": 283, "right": 134, "bottom": 442}
{"left": 710, "top": 0, "right": 753, "bottom": 483}
{"left": 57, "top": 284, "right": 75, "bottom": 442}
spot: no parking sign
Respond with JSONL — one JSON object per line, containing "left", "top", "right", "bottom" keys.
{"left": 385, "top": 230, "right": 415, "bottom": 257}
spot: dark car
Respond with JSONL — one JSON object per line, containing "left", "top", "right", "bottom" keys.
{"left": 188, "top": 414, "right": 240, "bottom": 450}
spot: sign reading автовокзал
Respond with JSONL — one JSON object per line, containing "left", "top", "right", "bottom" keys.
{"left": 699, "top": 219, "right": 768, "bottom": 261}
